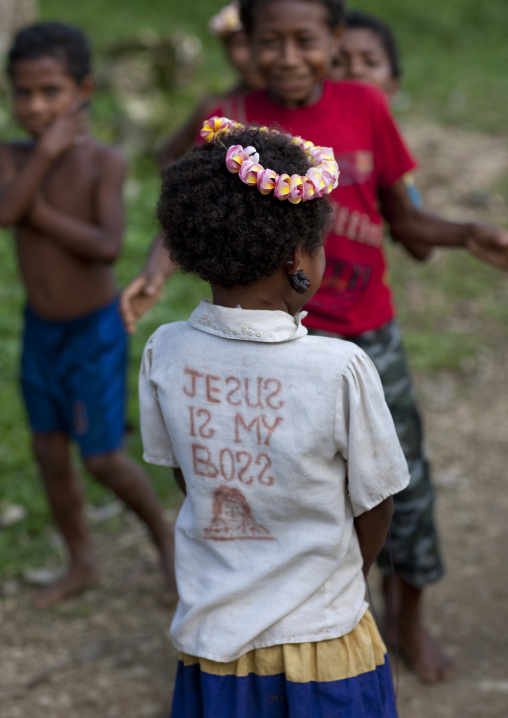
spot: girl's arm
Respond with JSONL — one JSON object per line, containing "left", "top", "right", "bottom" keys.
{"left": 354, "top": 496, "right": 393, "bottom": 575}
{"left": 380, "top": 178, "right": 508, "bottom": 269}
{"left": 173, "top": 468, "right": 187, "bottom": 496}
{"left": 157, "top": 98, "right": 214, "bottom": 167}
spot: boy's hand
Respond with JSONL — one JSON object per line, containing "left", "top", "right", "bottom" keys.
{"left": 26, "top": 192, "right": 46, "bottom": 224}
{"left": 467, "top": 223, "right": 508, "bottom": 270}
{"left": 120, "top": 272, "right": 166, "bottom": 334}
{"left": 38, "top": 104, "right": 88, "bottom": 160}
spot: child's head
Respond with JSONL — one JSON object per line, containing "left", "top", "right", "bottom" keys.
{"left": 239, "top": 0, "right": 345, "bottom": 107}
{"left": 157, "top": 121, "right": 332, "bottom": 312}
{"left": 209, "top": 2, "right": 264, "bottom": 91}
{"left": 6, "top": 21, "right": 93, "bottom": 137}
{"left": 331, "top": 11, "right": 401, "bottom": 98}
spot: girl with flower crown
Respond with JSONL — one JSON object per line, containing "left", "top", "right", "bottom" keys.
{"left": 139, "top": 118, "right": 409, "bottom": 717}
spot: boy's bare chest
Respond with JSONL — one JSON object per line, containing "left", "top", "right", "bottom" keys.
{"left": 14, "top": 145, "right": 99, "bottom": 215}
{"left": 43, "top": 152, "right": 98, "bottom": 214}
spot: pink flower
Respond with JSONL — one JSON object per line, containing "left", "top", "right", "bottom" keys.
{"left": 243, "top": 146, "right": 260, "bottom": 163}
{"left": 306, "top": 167, "right": 326, "bottom": 195}
{"left": 225, "top": 145, "right": 246, "bottom": 173}
{"left": 257, "top": 168, "right": 278, "bottom": 195}
{"left": 301, "top": 177, "right": 316, "bottom": 201}
{"left": 288, "top": 175, "right": 304, "bottom": 204}
{"left": 321, "top": 159, "right": 340, "bottom": 186}
{"left": 321, "top": 174, "right": 334, "bottom": 194}
{"left": 239, "top": 160, "right": 263, "bottom": 186}
{"left": 226, "top": 144, "right": 260, "bottom": 174}
{"left": 274, "top": 174, "right": 291, "bottom": 200}
{"left": 313, "top": 147, "right": 335, "bottom": 163}
{"left": 201, "top": 116, "right": 233, "bottom": 143}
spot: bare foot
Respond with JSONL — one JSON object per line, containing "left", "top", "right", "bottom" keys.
{"left": 398, "top": 623, "right": 456, "bottom": 684}
{"left": 382, "top": 577, "right": 455, "bottom": 684}
{"left": 33, "top": 565, "right": 101, "bottom": 609}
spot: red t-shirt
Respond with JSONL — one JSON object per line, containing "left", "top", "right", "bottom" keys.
{"left": 209, "top": 80, "right": 417, "bottom": 336}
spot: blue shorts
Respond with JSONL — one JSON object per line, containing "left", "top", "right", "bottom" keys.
{"left": 21, "top": 298, "right": 127, "bottom": 458}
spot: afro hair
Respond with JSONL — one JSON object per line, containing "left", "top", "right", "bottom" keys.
{"left": 157, "top": 125, "right": 332, "bottom": 287}
{"left": 240, "top": 0, "right": 346, "bottom": 33}
{"left": 7, "top": 21, "right": 91, "bottom": 82}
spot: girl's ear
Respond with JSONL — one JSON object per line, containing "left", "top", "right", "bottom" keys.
{"left": 285, "top": 245, "right": 303, "bottom": 276}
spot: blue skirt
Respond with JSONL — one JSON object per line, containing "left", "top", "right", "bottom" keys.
{"left": 171, "top": 610, "right": 397, "bottom": 717}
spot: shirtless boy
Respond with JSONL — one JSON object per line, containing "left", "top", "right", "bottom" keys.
{"left": 0, "top": 21, "right": 176, "bottom": 608}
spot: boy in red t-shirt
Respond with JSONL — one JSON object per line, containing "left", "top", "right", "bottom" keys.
{"left": 122, "top": 0, "right": 508, "bottom": 684}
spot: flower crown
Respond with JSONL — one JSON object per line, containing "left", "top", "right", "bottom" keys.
{"left": 208, "top": 2, "right": 242, "bottom": 38}
{"left": 200, "top": 116, "right": 340, "bottom": 204}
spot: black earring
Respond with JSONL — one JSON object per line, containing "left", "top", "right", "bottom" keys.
{"left": 288, "top": 269, "right": 310, "bottom": 294}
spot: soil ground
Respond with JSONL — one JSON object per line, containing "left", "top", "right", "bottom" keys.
{"left": 1, "top": 121, "right": 508, "bottom": 717}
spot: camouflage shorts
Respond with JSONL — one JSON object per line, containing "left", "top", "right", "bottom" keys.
{"left": 311, "top": 320, "right": 444, "bottom": 587}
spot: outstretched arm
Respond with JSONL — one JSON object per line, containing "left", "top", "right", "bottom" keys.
{"left": 396, "top": 178, "right": 433, "bottom": 262}
{"left": 120, "top": 99, "right": 215, "bottom": 332}
{"left": 156, "top": 98, "right": 213, "bottom": 168}
{"left": 157, "top": 100, "right": 212, "bottom": 167}
{"left": 120, "top": 237, "right": 177, "bottom": 333}
{"left": 0, "top": 107, "right": 86, "bottom": 228}
{"left": 27, "top": 147, "right": 126, "bottom": 263}
{"left": 354, "top": 496, "right": 394, "bottom": 575}
{"left": 380, "top": 178, "right": 508, "bottom": 268}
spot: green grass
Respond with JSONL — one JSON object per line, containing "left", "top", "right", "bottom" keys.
{"left": 1, "top": 0, "right": 508, "bottom": 579}
{"left": 353, "top": 0, "right": 508, "bottom": 133}
{"left": 387, "top": 245, "right": 508, "bottom": 373}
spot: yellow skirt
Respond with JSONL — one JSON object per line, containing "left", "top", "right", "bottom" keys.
{"left": 171, "top": 610, "right": 397, "bottom": 717}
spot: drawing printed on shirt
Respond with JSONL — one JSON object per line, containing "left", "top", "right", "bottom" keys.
{"left": 335, "top": 151, "right": 373, "bottom": 186}
{"left": 204, "top": 486, "right": 273, "bottom": 541}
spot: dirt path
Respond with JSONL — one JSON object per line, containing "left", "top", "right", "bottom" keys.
{"left": 1, "top": 121, "right": 508, "bottom": 717}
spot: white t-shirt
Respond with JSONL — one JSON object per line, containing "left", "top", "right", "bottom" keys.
{"left": 139, "top": 300, "right": 409, "bottom": 662}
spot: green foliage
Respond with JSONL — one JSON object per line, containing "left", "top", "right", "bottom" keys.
{"left": 355, "top": 0, "right": 508, "bottom": 133}
{"left": 38, "top": 0, "right": 508, "bottom": 134}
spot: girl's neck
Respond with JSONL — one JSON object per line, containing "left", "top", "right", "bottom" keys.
{"left": 211, "top": 275, "right": 292, "bottom": 314}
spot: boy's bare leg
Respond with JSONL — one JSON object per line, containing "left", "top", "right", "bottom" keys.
{"left": 383, "top": 575, "right": 455, "bottom": 683}
{"left": 84, "top": 450, "right": 177, "bottom": 603}
{"left": 32, "top": 432, "right": 101, "bottom": 609}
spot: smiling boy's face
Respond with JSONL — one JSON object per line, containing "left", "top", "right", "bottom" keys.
{"left": 332, "top": 28, "right": 398, "bottom": 99}
{"left": 9, "top": 56, "right": 90, "bottom": 138}
{"left": 249, "top": 0, "right": 342, "bottom": 109}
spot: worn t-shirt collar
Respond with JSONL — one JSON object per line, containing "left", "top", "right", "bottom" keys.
{"left": 188, "top": 300, "right": 308, "bottom": 343}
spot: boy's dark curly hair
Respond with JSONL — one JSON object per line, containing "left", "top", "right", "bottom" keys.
{"left": 345, "top": 10, "right": 402, "bottom": 80}
{"left": 157, "top": 126, "right": 332, "bottom": 287}
{"left": 240, "top": 0, "right": 345, "bottom": 33}
{"left": 7, "top": 21, "right": 91, "bottom": 82}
